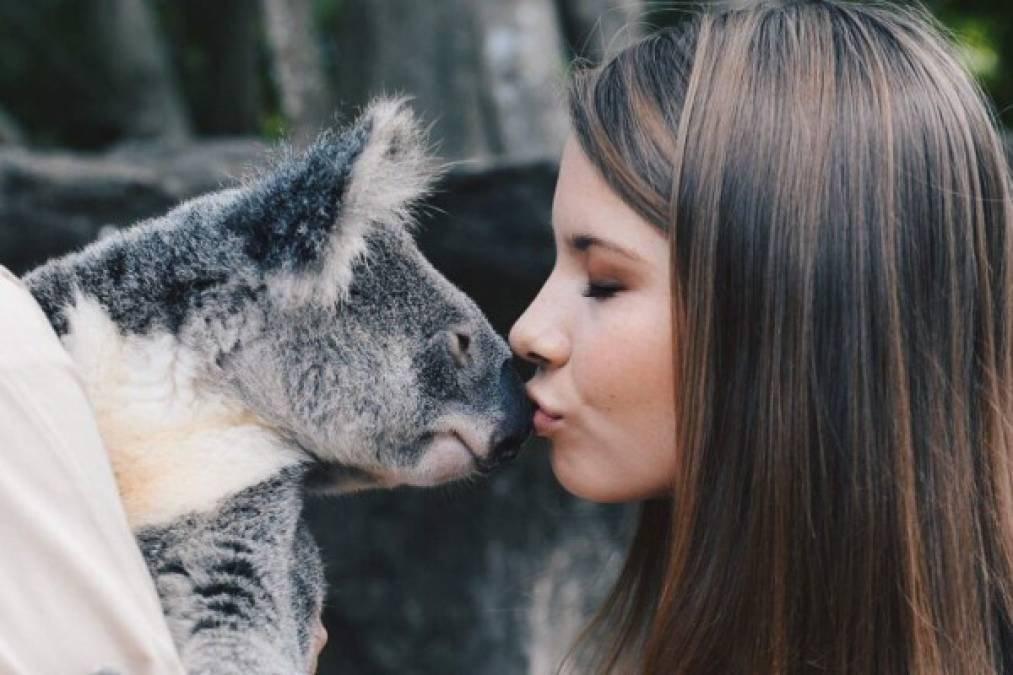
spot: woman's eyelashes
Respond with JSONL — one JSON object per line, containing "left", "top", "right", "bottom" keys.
{"left": 582, "top": 279, "right": 625, "bottom": 300}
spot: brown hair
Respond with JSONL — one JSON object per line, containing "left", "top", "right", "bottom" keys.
{"left": 566, "top": 1, "right": 1013, "bottom": 673}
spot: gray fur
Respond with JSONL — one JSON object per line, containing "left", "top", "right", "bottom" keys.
{"left": 136, "top": 468, "right": 323, "bottom": 675}
{"left": 24, "top": 99, "right": 531, "bottom": 672}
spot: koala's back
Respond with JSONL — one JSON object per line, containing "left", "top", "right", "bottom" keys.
{"left": 135, "top": 466, "right": 323, "bottom": 675}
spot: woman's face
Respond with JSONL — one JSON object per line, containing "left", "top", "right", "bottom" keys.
{"left": 509, "top": 138, "right": 677, "bottom": 503}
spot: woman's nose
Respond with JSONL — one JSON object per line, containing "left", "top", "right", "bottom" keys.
{"left": 508, "top": 292, "right": 570, "bottom": 369}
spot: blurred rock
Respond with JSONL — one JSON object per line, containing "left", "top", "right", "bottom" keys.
{"left": 0, "top": 108, "right": 25, "bottom": 146}
{"left": 0, "top": 140, "right": 632, "bottom": 675}
{"left": 0, "top": 139, "right": 265, "bottom": 274}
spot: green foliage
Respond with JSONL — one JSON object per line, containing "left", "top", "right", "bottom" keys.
{"left": 948, "top": 16, "right": 1001, "bottom": 83}
{"left": 261, "top": 112, "right": 290, "bottom": 142}
{"left": 314, "top": 0, "right": 344, "bottom": 28}
{"left": 929, "top": 1, "right": 1013, "bottom": 125}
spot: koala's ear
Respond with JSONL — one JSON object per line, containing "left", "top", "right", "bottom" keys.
{"left": 226, "top": 97, "right": 438, "bottom": 306}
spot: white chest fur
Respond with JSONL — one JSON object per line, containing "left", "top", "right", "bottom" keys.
{"left": 62, "top": 296, "right": 304, "bottom": 529}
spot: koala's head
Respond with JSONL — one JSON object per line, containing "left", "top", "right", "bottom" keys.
{"left": 197, "top": 99, "right": 532, "bottom": 491}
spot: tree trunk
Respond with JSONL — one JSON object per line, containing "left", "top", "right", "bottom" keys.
{"left": 91, "top": 0, "right": 190, "bottom": 144}
{"left": 260, "top": 0, "right": 334, "bottom": 145}
{"left": 328, "top": 0, "right": 568, "bottom": 162}
{"left": 475, "top": 0, "right": 571, "bottom": 161}
{"left": 178, "top": 0, "right": 263, "bottom": 136}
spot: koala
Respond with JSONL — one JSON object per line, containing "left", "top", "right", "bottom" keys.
{"left": 23, "top": 99, "right": 532, "bottom": 674}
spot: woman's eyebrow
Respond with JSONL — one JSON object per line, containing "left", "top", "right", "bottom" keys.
{"left": 568, "top": 233, "right": 643, "bottom": 262}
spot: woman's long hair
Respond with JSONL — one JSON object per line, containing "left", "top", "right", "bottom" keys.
{"left": 565, "top": 1, "right": 1013, "bottom": 672}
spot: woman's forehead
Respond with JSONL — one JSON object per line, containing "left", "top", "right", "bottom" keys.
{"left": 552, "top": 137, "right": 667, "bottom": 260}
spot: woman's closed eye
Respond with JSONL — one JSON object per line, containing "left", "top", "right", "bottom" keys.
{"left": 582, "top": 280, "right": 625, "bottom": 300}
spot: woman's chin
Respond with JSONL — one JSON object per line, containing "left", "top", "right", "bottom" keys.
{"left": 549, "top": 441, "right": 672, "bottom": 503}
{"left": 549, "top": 442, "right": 626, "bottom": 503}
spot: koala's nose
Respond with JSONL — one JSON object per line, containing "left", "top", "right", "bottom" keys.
{"left": 491, "top": 427, "right": 528, "bottom": 464}
{"left": 489, "top": 358, "right": 533, "bottom": 466}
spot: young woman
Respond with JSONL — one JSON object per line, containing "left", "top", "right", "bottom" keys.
{"left": 509, "top": 1, "right": 1013, "bottom": 672}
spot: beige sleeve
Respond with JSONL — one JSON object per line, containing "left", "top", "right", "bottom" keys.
{"left": 0, "top": 267, "right": 184, "bottom": 675}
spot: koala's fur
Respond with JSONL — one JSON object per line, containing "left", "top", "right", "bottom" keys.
{"left": 24, "top": 99, "right": 531, "bottom": 673}
{"left": 136, "top": 467, "right": 324, "bottom": 675}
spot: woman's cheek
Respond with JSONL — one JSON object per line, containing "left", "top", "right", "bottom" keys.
{"left": 576, "top": 297, "right": 663, "bottom": 413}
{"left": 574, "top": 294, "right": 677, "bottom": 496}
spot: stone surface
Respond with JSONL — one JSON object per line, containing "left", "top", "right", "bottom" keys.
{"left": 0, "top": 139, "right": 267, "bottom": 274}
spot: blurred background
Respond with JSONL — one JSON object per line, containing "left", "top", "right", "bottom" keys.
{"left": 0, "top": 1, "right": 1010, "bottom": 673}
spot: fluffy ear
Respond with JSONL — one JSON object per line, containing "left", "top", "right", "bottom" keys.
{"left": 225, "top": 97, "right": 439, "bottom": 306}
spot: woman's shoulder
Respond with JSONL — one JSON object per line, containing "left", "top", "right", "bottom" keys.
{"left": 0, "top": 264, "right": 72, "bottom": 371}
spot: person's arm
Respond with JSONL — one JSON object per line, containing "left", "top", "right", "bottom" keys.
{"left": 0, "top": 266, "right": 184, "bottom": 675}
